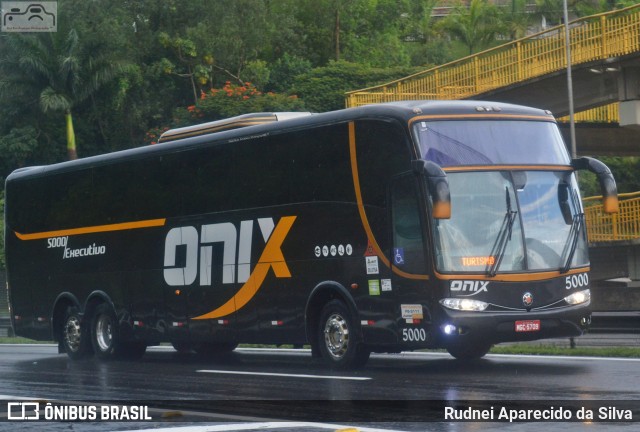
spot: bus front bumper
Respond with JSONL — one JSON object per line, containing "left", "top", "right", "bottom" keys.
{"left": 434, "top": 303, "right": 591, "bottom": 347}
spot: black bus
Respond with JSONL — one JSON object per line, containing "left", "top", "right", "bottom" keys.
{"left": 4, "top": 101, "right": 617, "bottom": 368}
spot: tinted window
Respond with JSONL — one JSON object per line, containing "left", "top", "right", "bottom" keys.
{"left": 391, "top": 174, "right": 428, "bottom": 274}
{"left": 415, "top": 120, "right": 570, "bottom": 167}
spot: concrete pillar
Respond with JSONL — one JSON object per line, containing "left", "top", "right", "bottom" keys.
{"left": 619, "top": 67, "right": 640, "bottom": 129}
{"left": 627, "top": 245, "right": 640, "bottom": 281}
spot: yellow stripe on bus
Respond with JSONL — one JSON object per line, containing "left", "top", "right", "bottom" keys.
{"left": 14, "top": 218, "right": 167, "bottom": 241}
{"left": 348, "top": 122, "right": 429, "bottom": 281}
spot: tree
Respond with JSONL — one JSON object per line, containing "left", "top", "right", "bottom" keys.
{"left": 437, "top": 0, "right": 504, "bottom": 55}
{"left": 0, "top": 30, "right": 128, "bottom": 159}
{"left": 292, "top": 61, "right": 422, "bottom": 112}
{"left": 502, "top": 0, "right": 534, "bottom": 41}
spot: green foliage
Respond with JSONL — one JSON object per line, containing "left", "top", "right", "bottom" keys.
{"left": 0, "top": 191, "right": 4, "bottom": 269}
{"left": 490, "top": 344, "right": 640, "bottom": 358}
{"left": 292, "top": 61, "right": 423, "bottom": 112}
{"left": 501, "top": 0, "right": 534, "bottom": 41}
{"left": 577, "top": 157, "right": 640, "bottom": 198}
{"left": 0, "top": 25, "right": 130, "bottom": 159}
{"left": 437, "top": 0, "right": 504, "bottom": 55}
{"left": 0, "top": 0, "right": 637, "bottom": 171}
{"left": 0, "top": 127, "right": 39, "bottom": 174}
{"left": 266, "top": 54, "right": 313, "bottom": 93}
{"left": 243, "top": 60, "right": 271, "bottom": 90}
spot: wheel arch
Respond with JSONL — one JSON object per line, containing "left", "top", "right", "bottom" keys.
{"left": 305, "top": 281, "right": 362, "bottom": 346}
{"left": 83, "top": 290, "right": 115, "bottom": 321}
{"left": 51, "top": 293, "right": 82, "bottom": 343}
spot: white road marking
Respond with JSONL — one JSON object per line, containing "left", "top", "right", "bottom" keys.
{"left": 196, "top": 369, "right": 371, "bottom": 381}
{"left": 485, "top": 353, "right": 640, "bottom": 362}
{"left": 118, "top": 422, "right": 407, "bottom": 432}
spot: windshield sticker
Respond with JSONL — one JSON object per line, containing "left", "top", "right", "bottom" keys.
{"left": 366, "top": 256, "right": 379, "bottom": 275}
{"left": 368, "top": 280, "right": 381, "bottom": 296}
{"left": 381, "top": 279, "right": 392, "bottom": 292}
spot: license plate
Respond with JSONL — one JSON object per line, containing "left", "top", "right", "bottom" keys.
{"left": 515, "top": 320, "right": 541, "bottom": 332}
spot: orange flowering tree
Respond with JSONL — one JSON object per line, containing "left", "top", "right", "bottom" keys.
{"left": 145, "top": 82, "right": 305, "bottom": 144}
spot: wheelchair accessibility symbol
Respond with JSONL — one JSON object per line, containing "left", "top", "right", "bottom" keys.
{"left": 393, "top": 248, "right": 404, "bottom": 266}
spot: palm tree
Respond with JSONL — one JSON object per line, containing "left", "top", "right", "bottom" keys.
{"left": 437, "top": 0, "right": 504, "bottom": 55}
{"left": 0, "top": 30, "right": 127, "bottom": 160}
{"left": 503, "top": 0, "right": 533, "bottom": 41}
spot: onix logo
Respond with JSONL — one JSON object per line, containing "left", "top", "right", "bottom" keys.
{"left": 163, "top": 216, "right": 296, "bottom": 319}
{"left": 450, "top": 280, "right": 489, "bottom": 296}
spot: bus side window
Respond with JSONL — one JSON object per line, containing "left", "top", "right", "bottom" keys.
{"left": 391, "top": 175, "right": 428, "bottom": 274}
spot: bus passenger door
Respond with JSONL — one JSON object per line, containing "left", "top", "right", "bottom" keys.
{"left": 390, "top": 174, "right": 431, "bottom": 340}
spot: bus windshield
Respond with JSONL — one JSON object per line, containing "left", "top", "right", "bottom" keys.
{"left": 414, "top": 118, "right": 587, "bottom": 274}
{"left": 432, "top": 170, "right": 588, "bottom": 273}
{"left": 414, "top": 120, "right": 570, "bottom": 167}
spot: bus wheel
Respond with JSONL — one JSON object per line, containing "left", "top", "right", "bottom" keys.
{"left": 446, "top": 342, "right": 492, "bottom": 360}
{"left": 61, "top": 306, "right": 91, "bottom": 360}
{"left": 318, "top": 300, "right": 370, "bottom": 369}
{"left": 91, "top": 304, "right": 122, "bottom": 360}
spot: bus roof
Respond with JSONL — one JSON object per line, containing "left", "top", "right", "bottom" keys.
{"left": 5, "top": 101, "right": 556, "bottom": 182}
{"left": 158, "top": 112, "right": 313, "bottom": 143}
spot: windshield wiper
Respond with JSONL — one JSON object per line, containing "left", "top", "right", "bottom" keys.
{"left": 560, "top": 185, "right": 585, "bottom": 274}
{"left": 486, "top": 187, "right": 518, "bottom": 277}
{"left": 560, "top": 212, "right": 584, "bottom": 274}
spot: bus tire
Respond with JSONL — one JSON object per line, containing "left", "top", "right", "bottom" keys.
{"left": 318, "top": 300, "right": 370, "bottom": 369}
{"left": 91, "top": 303, "right": 123, "bottom": 360}
{"left": 446, "top": 342, "right": 492, "bottom": 360}
{"left": 61, "top": 306, "right": 91, "bottom": 360}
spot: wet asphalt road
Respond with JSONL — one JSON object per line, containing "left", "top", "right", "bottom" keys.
{"left": 0, "top": 344, "right": 639, "bottom": 431}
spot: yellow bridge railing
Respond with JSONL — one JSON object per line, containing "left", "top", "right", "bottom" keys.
{"left": 346, "top": 4, "right": 640, "bottom": 124}
{"left": 584, "top": 192, "right": 640, "bottom": 243}
{"left": 557, "top": 103, "right": 619, "bottom": 124}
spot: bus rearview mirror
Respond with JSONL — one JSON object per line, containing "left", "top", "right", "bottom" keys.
{"left": 412, "top": 160, "right": 451, "bottom": 219}
{"left": 571, "top": 157, "right": 619, "bottom": 214}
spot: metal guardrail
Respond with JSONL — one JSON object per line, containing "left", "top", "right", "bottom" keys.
{"left": 345, "top": 4, "right": 640, "bottom": 124}
{"left": 0, "top": 317, "right": 12, "bottom": 338}
{"left": 590, "top": 312, "right": 640, "bottom": 334}
{"left": 584, "top": 191, "right": 640, "bottom": 243}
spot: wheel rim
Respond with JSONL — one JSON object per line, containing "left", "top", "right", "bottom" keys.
{"left": 63, "top": 316, "right": 82, "bottom": 353}
{"left": 323, "top": 313, "right": 350, "bottom": 360}
{"left": 95, "top": 314, "right": 113, "bottom": 352}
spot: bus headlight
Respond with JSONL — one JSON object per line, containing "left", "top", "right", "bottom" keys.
{"left": 440, "top": 298, "right": 489, "bottom": 311}
{"left": 564, "top": 289, "right": 590, "bottom": 305}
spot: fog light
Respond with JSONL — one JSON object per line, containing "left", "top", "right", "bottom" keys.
{"left": 443, "top": 324, "right": 457, "bottom": 335}
{"left": 564, "top": 289, "right": 591, "bottom": 305}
